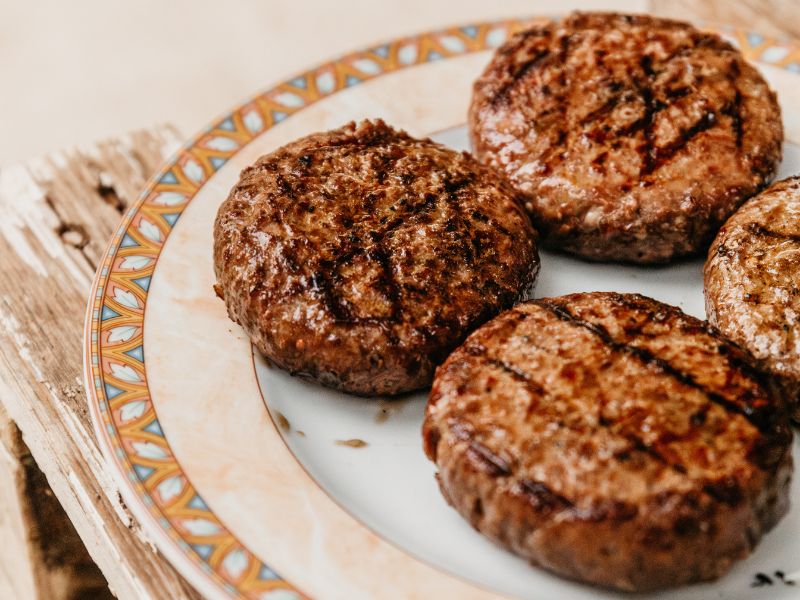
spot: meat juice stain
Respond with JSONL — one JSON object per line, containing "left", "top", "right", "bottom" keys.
{"left": 751, "top": 571, "right": 797, "bottom": 587}
{"left": 336, "top": 439, "right": 368, "bottom": 448}
{"left": 374, "top": 398, "right": 409, "bottom": 423}
{"left": 752, "top": 572, "right": 773, "bottom": 587}
{"left": 275, "top": 411, "right": 291, "bottom": 433}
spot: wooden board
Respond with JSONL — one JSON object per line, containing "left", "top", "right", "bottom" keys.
{"left": 651, "top": 0, "right": 800, "bottom": 40}
{"left": 0, "top": 124, "right": 201, "bottom": 599}
{"left": 0, "top": 403, "right": 111, "bottom": 599}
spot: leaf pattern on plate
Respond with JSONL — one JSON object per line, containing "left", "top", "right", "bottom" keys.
{"left": 131, "top": 441, "right": 169, "bottom": 460}
{"left": 157, "top": 475, "right": 185, "bottom": 503}
{"left": 182, "top": 518, "right": 222, "bottom": 536}
{"left": 119, "top": 400, "right": 147, "bottom": 422}
{"left": 119, "top": 255, "right": 153, "bottom": 270}
{"left": 107, "top": 325, "right": 137, "bottom": 343}
{"left": 316, "top": 70, "right": 335, "bottom": 94}
{"left": 152, "top": 191, "right": 186, "bottom": 206}
{"left": 110, "top": 363, "right": 140, "bottom": 383}
{"left": 138, "top": 219, "right": 162, "bottom": 243}
{"left": 183, "top": 158, "right": 205, "bottom": 184}
{"left": 272, "top": 91, "right": 304, "bottom": 108}
{"left": 113, "top": 288, "right": 140, "bottom": 309}
{"left": 243, "top": 110, "right": 264, "bottom": 134}
{"left": 223, "top": 548, "right": 249, "bottom": 579}
{"left": 205, "top": 136, "right": 239, "bottom": 152}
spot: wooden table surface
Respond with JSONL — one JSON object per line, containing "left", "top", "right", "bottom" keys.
{"left": 1, "top": 3, "right": 798, "bottom": 598}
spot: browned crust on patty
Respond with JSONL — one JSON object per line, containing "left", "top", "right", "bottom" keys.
{"left": 423, "top": 292, "right": 792, "bottom": 591}
{"left": 469, "top": 12, "right": 783, "bottom": 263}
{"left": 705, "top": 176, "right": 800, "bottom": 421}
{"left": 213, "top": 119, "right": 539, "bottom": 396}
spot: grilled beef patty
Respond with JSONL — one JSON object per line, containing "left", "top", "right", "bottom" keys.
{"left": 706, "top": 177, "right": 800, "bottom": 421}
{"left": 469, "top": 12, "right": 783, "bottom": 263}
{"left": 213, "top": 120, "right": 539, "bottom": 396}
{"left": 423, "top": 292, "right": 792, "bottom": 591}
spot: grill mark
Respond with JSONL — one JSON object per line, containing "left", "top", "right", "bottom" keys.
{"left": 442, "top": 196, "right": 477, "bottom": 266}
{"left": 468, "top": 306, "right": 689, "bottom": 474}
{"left": 463, "top": 313, "right": 534, "bottom": 361}
{"left": 511, "top": 48, "right": 551, "bottom": 84}
{"left": 518, "top": 479, "right": 574, "bottom": 513}
{"left": 605, "top": 293, "right": 777, "bottom": 395}
{"left": 746, "top": 222, "right": 800, "bottom": 244}
{"left": 703, "top": 476, "right": 744, "bottom": 506}
{"left": 311, "top": 264, "right": 398, "bottom": 343}
{"left": 640, "top": 110, "right": 717, "bottom": 177}
{"left": 579, "top": 91, "right": 622, "bottom": 127}
{"left": 721, "top": 60, "right": 744, "bottom": 149}
{"left": 534, "top": 33, "right": 573, "bottom": 173}
{"left": 636, "top": 85, "right": 659, "bottom": 175}
{"left": 664, "top": 85, "right": 691, "bottom": 102}
{"left": 491, "top": 48, "right": 551, "bottom": 104}
{"left": 725, "top": 90, "right": 744, "bottom": 149}
{"left": 592, "top": 48, "right": 689, "bottom": 143}
{"left": 613, "top": 429, "right": 688, "bottom": 474}
{"left": 484, "top": 357, "right": 548, "bottom": 401}
{"left": 574, "top": 499, "right": 639, "bottom": 522}
{"left": 370, "top": 244, "right": 402, "bottom": 322}
{"left": 536, "top": 300, "right": 774, "bottom": 433}
{"left": 640, "top": 54, "right": 655, "bottom": 78}
{"left": 467, "top": 441, "right": 512, "bottom": 477}
{"left": 574, "top": 45, "right": 728, "bottom": 179}
{"left": 711, "top": 342, "right": 778, "bottom": 404}
{"left": 443, "top": 175, "right": 473, "bottom": 195}
{"left": 485, "top": 23, "right": 762, "bottom": 195}
{"left": 537, "top": 129, "right": 568, "bottom": 175}
{"left": 316, "top": 191, "right": 442, "bottom": 326}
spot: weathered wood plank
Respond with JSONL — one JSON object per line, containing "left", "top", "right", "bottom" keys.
{"left": 0, "top": 403, "right": 111, "bottom": 600}
{"left": 650, "top": 0, "right": 800, "bottom": 39}
{"left": 0, "top": 124, "right": 202, "bottom": 599}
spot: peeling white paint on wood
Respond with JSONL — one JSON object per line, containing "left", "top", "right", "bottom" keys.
{"left": 0, "top": 123, "right": 200, "bottom": 600}
{"left": 0, "top": 307, "right": 44, "bottom": 383}
{"left": 0, "top": 168, "right": 50, "bottom": 278}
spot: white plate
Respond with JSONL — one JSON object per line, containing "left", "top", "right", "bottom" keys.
{"left": 85, "top": 18, "right": 800, "bottom": 599}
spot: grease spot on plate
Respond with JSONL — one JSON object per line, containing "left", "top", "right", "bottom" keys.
{"left": 375, "top": 398, "right": 408, "bottom": 423}
{"left": 275, "top": 411, "right": 290, "bottom": 432}
{"left": 336, "top": 438, "right": 368, "bottom": 448}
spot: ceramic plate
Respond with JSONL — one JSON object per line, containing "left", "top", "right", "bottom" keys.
{"left": 84, "top": 17, "right": 800, "bottom": 600}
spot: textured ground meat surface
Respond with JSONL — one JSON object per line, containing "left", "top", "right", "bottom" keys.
{"left": 424, "top": 292, "right": 792, "bottom": 591}
{"left": 706, "top": 176, "right": 800, "bottom": 421}
{"left": 213, "top": 119, "right": 539, "bottom": 396}
{"left": 469, "top": 12, "right": 783, "bottom": 263}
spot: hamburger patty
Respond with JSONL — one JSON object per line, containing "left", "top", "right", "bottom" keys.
{"left": 423, "top": 292, "right": 792, "bottom": 591}
{"left": 705, "top": 177, "right": 800, "bottom": 421}
{"left": 469, "top": 12, "right": 783, "bottom": 263}
{"left": 213, "top": 119, "right": 539, "bottom": 396}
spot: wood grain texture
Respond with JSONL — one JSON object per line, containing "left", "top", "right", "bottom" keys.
{"left": 0, "top": 124, "right": 201, "bottom": 599}
{"left": 0, "top": 403, "right": 111, "bottom": 600}
{"left": 650, "top": 0, "right": 800, "bottom": 39}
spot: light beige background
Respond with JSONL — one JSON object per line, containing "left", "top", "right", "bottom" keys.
{"left": 3, "top": 1, "right": 800, "bottom": 167}
{"left": 0, "top": 0, "right": 649, "bottom": 166}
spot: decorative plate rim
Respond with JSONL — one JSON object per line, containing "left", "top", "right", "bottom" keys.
{"left": 83, "top": 17, "right": 800, "bottom": 600}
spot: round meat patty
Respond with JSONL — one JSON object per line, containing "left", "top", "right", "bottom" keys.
{"left": 423, "top": 292, "right": 792, "bottom": 591}
{"left": 469, "top": 12, "right": 783, "bottom": 263}
{"left": 706, "top": 176, "right": 800, "bottom": 421}
{"left": 213, "top": 119, "right": 539, "bottom": 396}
